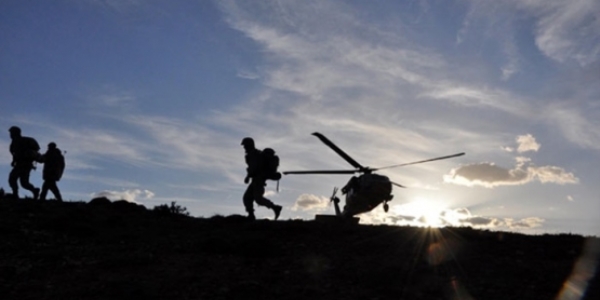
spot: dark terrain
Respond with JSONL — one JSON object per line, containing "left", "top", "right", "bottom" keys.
{"left": 1, "top": 197, "right": 598, "bottom": 300}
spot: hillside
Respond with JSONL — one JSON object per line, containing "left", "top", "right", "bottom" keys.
{"left": 1, "top": 197, "right": 598, "bottom": 300}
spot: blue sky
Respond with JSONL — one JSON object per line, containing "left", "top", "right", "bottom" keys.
{"left": 1, "top": 0, "right": 599, "bottom": 236}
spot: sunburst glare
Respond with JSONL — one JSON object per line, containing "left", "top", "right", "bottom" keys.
{"left": 391, "top": 198, "right": 465, "bottom": 228}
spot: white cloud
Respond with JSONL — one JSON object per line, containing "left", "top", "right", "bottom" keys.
{"left": 533, "top": 166, "right": 579, "bottom": 184}
{"left": 458, "top": 216, "right": 544, "bottom": 230}
{"left": 292, "top": 193, "right": 330, "bottom": 211}
{"left": 516, "top": 134, "right": 540, "bottom": 153}
{"left": 444, "top": 162, "right": 529, "bottom": 187}
{"left": 445, "top": 133, "right": 576, "bottom": 188}
{"left": 567, "top": 195, "right": 574, "bottom": 202}
{"left": 91, "top": 188, "right": 155, "bottom": 203}
{"left": 264, "top": 190, "right": 279, "bottom": 198}
{"left": 506, "top": 217, "right": 545, "bottom": 229}
{"left": 444, "top": 159, "right": 578, "bottom": 188}
{"left": 461, "top": 216, "right": 499, "bottom": 226}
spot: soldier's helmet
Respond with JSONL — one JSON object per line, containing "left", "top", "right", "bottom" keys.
{"left": 241, "top": 137, "right": 255, "bottom": 147}
{"left": 8, "top": 126, "right": 21, "bottom": 135}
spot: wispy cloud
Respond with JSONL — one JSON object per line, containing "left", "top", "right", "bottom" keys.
{"left": 0, "top": 140, "right": 11, "bottom": 164}
{"left": 545, "top": 105, "right": 600, "bottom": 150}
{"left": 84, "top": 0, "right": 146, "bottom": 14}
{"left": 237, "top": 70, "right": 261, "bottom": 80}
{"left": 90, "top": 93, "right": 136, "bottom": 108}
{"left": 66, "top": 174, "right": 140, "bottom": 189}
{"left": 461, "top": 0, "right": 600, "bottom": 66}
{"left": 501, "top": 35, "right": 520, "bottom": 81}
{"left": 3, "top": 116, "right": 153, "bottom": 168}
{"left": 119, "top": 114, "right": 242, "bottom": 181}
{"left": 524, "top": 0, "right": 600, "bottom": 66}
{"left": 217, "top": 0, "right": 544, "bottom": 156}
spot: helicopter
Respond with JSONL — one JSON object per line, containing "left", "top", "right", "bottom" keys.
{"left": 283, "top": 132, "right": 465, "bottom": 221}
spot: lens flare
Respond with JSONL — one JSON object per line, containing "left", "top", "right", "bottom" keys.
{"left": 557, "top": 238, "right": 600, "bottom": 300}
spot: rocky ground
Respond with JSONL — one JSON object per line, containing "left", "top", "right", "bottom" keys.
{"left": 1, "top": 197, "right": 599, "bottom": 300}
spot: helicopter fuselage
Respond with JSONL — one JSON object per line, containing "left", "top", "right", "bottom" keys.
{"left": 338, "top": 174, "right": 393, "bottom": 217}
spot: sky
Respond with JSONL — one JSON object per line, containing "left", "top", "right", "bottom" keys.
{"left": 1, "top": 0, "right": 599, "bottom": 236}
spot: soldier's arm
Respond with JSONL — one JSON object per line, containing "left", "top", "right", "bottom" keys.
{"left": 9, "top": 144, "right": 15, "bottom": 166}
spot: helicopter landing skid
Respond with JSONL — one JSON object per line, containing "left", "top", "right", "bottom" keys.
{"left": 315, "top": 214, "right": 360, "bottom": 224}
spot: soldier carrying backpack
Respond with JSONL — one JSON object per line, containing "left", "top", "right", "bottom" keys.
{"left": 241, "top": 137, "right": 282, "bottom": 220}
{"left": 39, "top": 142, "right": 65, "bottom": 202}
{"left": 8, "top": 126, "right": 41, "bottom": 199}
{"left": 259, "top": 148, "right": 282, "bottom": 179}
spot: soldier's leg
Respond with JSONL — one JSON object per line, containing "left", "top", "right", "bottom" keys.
{"left": 243, "top": 184, "right": 255, "bottom": 217}
{"left": 40, "top": 180, "right": 49, "bottom": 201}
{"left": 8, "top": 168, "right": 19, "bottom": 197}
{"left": 50, "top": 181, "right": 63, "bottom": 202}
{"left": 18, "top": 168, "right": 39, "bottom": 199}
{"left": 252, "top": 182, "right": 275, "bottom": 209}
{"left": 252, "top": 181, "right": 282, "bottom": 220}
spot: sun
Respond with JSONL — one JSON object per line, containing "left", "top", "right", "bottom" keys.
{"left": 397, "top": 198, "right": 449, "bottom": 228}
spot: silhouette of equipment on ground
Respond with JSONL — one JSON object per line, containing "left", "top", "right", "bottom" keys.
{"left": 283, "top": 132, "right": 465, "bottom": 222}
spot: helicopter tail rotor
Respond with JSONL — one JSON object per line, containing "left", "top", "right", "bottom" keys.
{"left": 330, "top": 187, "right": 341, "bottom": 216}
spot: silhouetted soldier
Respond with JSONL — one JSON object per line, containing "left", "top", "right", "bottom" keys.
{"left": 241, "top": 137, "right": 282, "bottom": 220}
{"left": 8, "top": 126, "right": 40, "bottom": 199}
{"left": 39, "top": 142, "right": 65, "bottom": 202}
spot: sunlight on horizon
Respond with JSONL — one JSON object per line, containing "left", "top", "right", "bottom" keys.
{"left": 391, "top": 197, "right": 469, "bottom": 228}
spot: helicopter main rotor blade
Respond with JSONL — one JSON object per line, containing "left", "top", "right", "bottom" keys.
{"left": 283, "top": 170, "right": 357, "bottom": 175}
{"left": 312, "top": 132, "right": 365, "bottom": 170}
{"left": 374, "top": 152, "right": 466, "bottom": 171}
{"left": 391, "top": 181, "right": 406, "bottom": 188}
